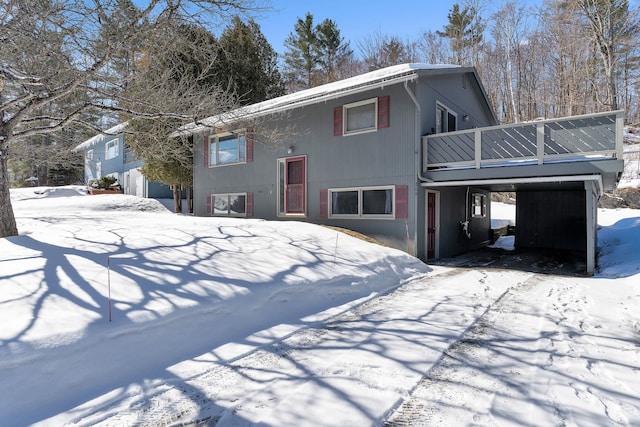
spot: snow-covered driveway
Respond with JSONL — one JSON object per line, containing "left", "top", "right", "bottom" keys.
{"left": 54, "top": 264, "right": 639, "bottom": 427}
{"left": 387, "top": 274, "right": 640, "bottom": 426}
{"left": 4, "top": 188, "right": 639, "bottom": 426}
{"left": 57, "top": 267, "right": 532, "bottom": 426}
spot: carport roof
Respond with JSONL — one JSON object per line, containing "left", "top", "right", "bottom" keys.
{"left": 421, "top": 174, "right": 604, "bottom": 195}
{"left": 421, "top": 158, "right": 623, "bottom": 193}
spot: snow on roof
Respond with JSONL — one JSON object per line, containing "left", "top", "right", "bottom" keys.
{"left": 74, "top": 122, "right": 127, "bottom": 151}
{"left": 179, "top": 63, "right": 464, "bottom": 135}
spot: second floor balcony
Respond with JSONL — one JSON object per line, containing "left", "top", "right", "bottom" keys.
{"left": 423, "top": 111, "right": 624, "bottom": 172}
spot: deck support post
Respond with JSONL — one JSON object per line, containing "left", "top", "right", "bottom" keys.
{"left": 585, "top": 180, "right": 597, "bottom": 276}
{"left": 474, "top": 130, "right": 481, "bottom": 169}
{"left": 536, "top": 123, "right": 545, "bottom": 165}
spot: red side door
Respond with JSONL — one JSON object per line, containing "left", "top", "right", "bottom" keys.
{"left": 427, "top": 192, "right": 436, "bottom": 259}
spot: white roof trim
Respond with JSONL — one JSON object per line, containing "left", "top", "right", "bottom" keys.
{"left": 177, "top": 63, "right": 463, "bottom": 136}
{"left": 74, "top": 122, "right": 127, "bottom": 151}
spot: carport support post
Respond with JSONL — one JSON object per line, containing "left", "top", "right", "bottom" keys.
{"left": 585, "top": 181, "right": 596, "bottom": 276}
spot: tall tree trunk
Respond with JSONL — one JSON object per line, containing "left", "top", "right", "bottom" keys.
{"left": 172, "top": 184, "right": 182, "bottom": 213}
{"left": 0, "top": 141, "right": 19, "bottom": 238}
{"left": 186, "top": 185, "right": 193, "bottom": 214}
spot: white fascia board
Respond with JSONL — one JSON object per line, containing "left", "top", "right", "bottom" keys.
{"left": 175, "top": 63, "right": 463, "bottom": 137}
{"left": 421, "top": 174, "right": 604, "bottom": 196}
{"left": 74, "top": 122, "right": 127, "bottom": 151}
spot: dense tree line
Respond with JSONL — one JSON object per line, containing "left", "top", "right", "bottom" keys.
{"left": 283, "top": 0, "right": 639, "bottom": 125}
{"left": 2, "top": 0, "right": 638, "bottom": 237}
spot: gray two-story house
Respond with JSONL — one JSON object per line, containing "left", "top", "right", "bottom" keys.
{"left": 184, "top": 63, "right": 623, "bottom": 275}
{"left": 75, "top": 123, "right": 173, "bottom": 198}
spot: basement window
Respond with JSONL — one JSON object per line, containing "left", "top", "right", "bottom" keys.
{"left": 329, "top": 186, "right": 394, "bottom": 219}
{"left": 211, "top": 193, "right": 247, "bottom": 216}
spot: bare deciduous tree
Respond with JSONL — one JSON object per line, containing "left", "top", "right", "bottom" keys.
{"left": 574, "top": 0, "right": 639, "bottom": 111}
{"left": 0, "top": 0, "right": 266, "bottom": 237}
{"left": 357, "top": 30, "right": 416, "bottom": 71}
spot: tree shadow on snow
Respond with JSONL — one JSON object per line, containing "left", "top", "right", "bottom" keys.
{"left": 0, "top": 221, "right": 420, "bottom": 425}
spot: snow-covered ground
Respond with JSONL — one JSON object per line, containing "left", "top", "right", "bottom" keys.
{"left": 1, "top": 187, "right": 639, "bottom": 426}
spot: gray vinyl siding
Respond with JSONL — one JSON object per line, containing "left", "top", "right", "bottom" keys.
{"left": 194, "top": 83, "right": 421, "bottom": 253}
{"left": 193, "top": 70, "right": 497, "bottom": 257}
{"left": 82, "top": 135, "right": 124, "bottom": 183}
{"left": 435, "top": 187, "right": 492, "bottom": 258}
{"left": 416, "top": 73, "right": 496, "bottom": 136}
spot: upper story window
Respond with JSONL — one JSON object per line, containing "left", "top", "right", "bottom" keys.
{"left": 86, "top": 149, "right": 94, "bottom": 161}
{"left": 105, "top": 139, "right": 119, "bottom": 160}
{"left": 334, "top": 96, "right": 390, "bottom": 136}
{"left": 344, "top": 98, "right": 377, "bottom": 134}
{"left": 436, "top": 102, "right": 457, "bottom": 133}
{"left": 209, "top": 132, "right": 246, "bottom": 167}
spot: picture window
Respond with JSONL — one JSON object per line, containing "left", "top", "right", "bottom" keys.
{"left": 329, "top": 186, "right": 394, "bottom": 218}
{"left": 209, "top": 132, "right": 246, "bottom": 167}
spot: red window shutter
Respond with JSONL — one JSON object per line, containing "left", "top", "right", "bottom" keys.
{"left": 395, "top": 185, "right": 408, "bottom": 219}
{"left": 378, "top": 96, "right": 390, "bottom": 129}
{"left": 206, "top": 194, "right": 212, "bottom": 216}
{"left": 246, "top": 192, "right": 254, "bottom": 217}
{"left": 246, "top": 126, "right": 254, "bottom": 163}
{"left": 203, "top": 135, "right": 210, "bottom": 168}
{"left": 333, "top": 106, "right": 343, "bottom": 136}
{"left": 319, "top": 189, "right": 328, "bottom": 218}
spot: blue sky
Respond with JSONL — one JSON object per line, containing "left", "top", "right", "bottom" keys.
{"left": 253, "top": 0, "right": 465, "bottom": 55}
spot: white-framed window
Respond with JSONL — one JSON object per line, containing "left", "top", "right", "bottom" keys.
{"left": 472, "top": 193, "right": 487, "bottom": 218}
{"left": 105, "top": 139, "right": 119, "bottom": 160}
{"left": 211, "top": 193, "right": 247, "bottom": 216}
{"left": 436, "top": 102, "right": 457, "bottom": 133}
{"left": 329, "top": 185, "right": 394, "bottom": 219}
{"left": 343, "top": 98, "right": 377, "bottom": 135}
{"left": 209, "top": 132, "right": 246, "bottom": 167}
{"left": 86, "top": 149, "right": 94, "bottom": 160}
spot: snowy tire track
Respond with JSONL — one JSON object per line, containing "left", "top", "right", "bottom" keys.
{"left": 69, "top": 267, "right": 533, "bottom": 426}
{"left": 384, "top": 273, "right": 640, "bottom": 427}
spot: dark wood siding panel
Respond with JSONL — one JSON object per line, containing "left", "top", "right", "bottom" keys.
{"left": 516, "top": 190, "right": 586, "bottom": 252}
{"left": 319, "top": 189, "right": 328, "bottom": 218}
{"left": 378, "top": 95, "right": 390, "bottom": 129}
{"left": 246, "top": 192, "right": 254, "bottom": 217}
{"left": 246, "top": 127, "right": 254, "bottom": 163}
{"left": 203, "top": 135, "right": 209, "bottom": 168}
{"left": 333, "top": 106, "right": 343, "bottom": 136}
{"left": 395, "top": 185, "right": 408, "bottom": 219}
{"left": 206, "top": 193, "right": 212, "bottom": 216}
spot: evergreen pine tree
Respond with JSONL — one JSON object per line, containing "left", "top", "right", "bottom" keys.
{"left": 283, "top": 12, "right": 319, "bottom": 91}
{"left": 315, "top": 18, "right": 353, "bottom": 84}
{"left": 437, "top": 3, "right": 484, "bottom": 65}
{"left": 216, "top": 17, "right": 285, "bottom": 105}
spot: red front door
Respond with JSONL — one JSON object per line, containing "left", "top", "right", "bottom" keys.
{"left": 285, "top": 157, "right": 306, "bottom": 214}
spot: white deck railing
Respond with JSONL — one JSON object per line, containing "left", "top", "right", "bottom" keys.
{"left": 423, "top": 110, "right": 624, "bottom": 170}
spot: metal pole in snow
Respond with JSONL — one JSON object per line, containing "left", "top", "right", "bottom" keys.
{"left": 107, "top": 255, "right": 112, "bottom": 322}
